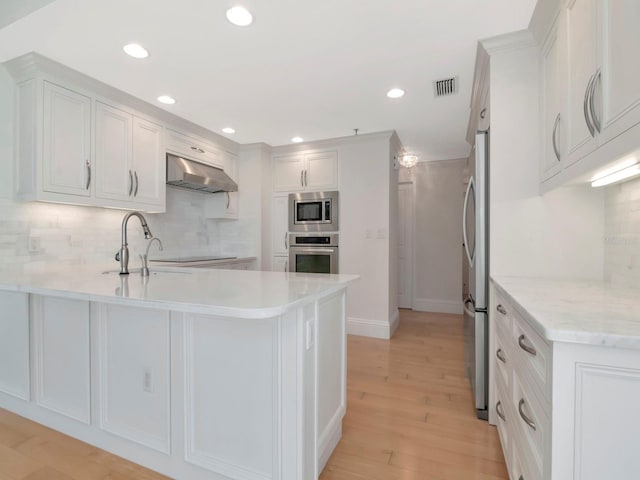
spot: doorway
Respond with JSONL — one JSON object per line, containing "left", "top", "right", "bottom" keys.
{"left": 398, "top": 181, "right": 415, "bottom": 309}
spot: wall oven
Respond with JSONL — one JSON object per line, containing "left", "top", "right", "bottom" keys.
{"left": 289, "top": 233, "right": 339, "bottom": 274}
{"left": 289, "top": 191, "right": 339, "bottom": 232}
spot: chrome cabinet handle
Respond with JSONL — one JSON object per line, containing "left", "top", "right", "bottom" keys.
{"left": 589, "top": 68, "right": 601, "bottom": 134}
{"left": 552, "top": 113, "right": 561, "bottom": 162}
{"left": 584, "top": 74, "right": 596, "bottom": 138}
{"left": 128, "top": 170, "right": 133, "bottom": 196}
{"left": 519, "top": 476, "right": 524, "bottom": 480}
{"left": 284, "top": 232, "right": 288, "bottom": 250}
{"left": 496, "top": 401, "right": 506, "bottom": 421}
{"left": 304, "top": 169, "right": 308, "bottom": 187}
{"left": 496, "top": 348, "right": 506, "bottom": 363}
{"left": 518, "top": 334, "right": 537, "bottom": 356}
{"left": 300, "top": 170, "right": 304, "bottom": 187}
{"left": 134, "top": 171, "right": 139, "bottom": 197}
{"left": 518, "top": 398, "right": 536, "bottom": 430}
{"left": 85, "top": 160, "right": 91, "bottom": 190}
{"left": 226, "top": 192, "right": 230, "bottom": 209}
{"left": 190, "top": 146, "right": 205, "bottom": 154}
{"left": 496, "top": 304, "right": 507, "bottom": 315}
{"left": 284, "top": 260, "right": 288, "bottom": 272}
{"left": 480, "top": 108, "right": 487, "bottom": 119}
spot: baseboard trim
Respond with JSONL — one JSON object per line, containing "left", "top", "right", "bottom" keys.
{"left": 347, "top": 317, "right": 392, "bottom": 339}
{"left": 389, "top": 309, "right": 400, "bottom": 338}
{"left": 413, "top": 298, "right": 463, "bottom": 315}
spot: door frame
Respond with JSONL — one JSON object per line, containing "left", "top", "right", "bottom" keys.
{"left": 398, "top": 181, "right": 415, "bottom": 309}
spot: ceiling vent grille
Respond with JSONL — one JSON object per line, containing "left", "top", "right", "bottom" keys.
{"left": 433, "top": 77, "right": 458, "bottom": 97}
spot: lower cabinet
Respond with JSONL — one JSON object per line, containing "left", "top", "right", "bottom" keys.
{"left": 0, "top": 291, "right": 30, "bottom": 400}
{"left": 492, "top": 284, "right": 640, "bottom": 480}
{"left": 32, "top": 296, "right": 91, "bottom": 423}
{"left": 94, "top": 303, "right": 171, "bottom": 454}
{"left": 272, "top": 255, "right": 289, "bottom": 272}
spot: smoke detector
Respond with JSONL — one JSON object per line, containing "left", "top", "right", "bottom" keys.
{"left": 433, "top": 77, "right": 458, "bottom": 97}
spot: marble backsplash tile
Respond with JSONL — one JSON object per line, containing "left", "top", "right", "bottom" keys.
{"left": 604, "top": 176, "right": 640, "bottom": 287}
{"left": 0, "top": 187, "right": 255, "bottom": 272}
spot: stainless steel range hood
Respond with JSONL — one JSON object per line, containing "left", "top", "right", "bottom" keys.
{"left": 166, "top": 153, "right": 238, "bottom": 193}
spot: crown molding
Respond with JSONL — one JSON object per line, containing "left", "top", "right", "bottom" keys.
{"left": 272, "top": 130, "right": 398, "bottom": 155}
{"left": 480, "top": 29, "right": 538, "bottom": 56}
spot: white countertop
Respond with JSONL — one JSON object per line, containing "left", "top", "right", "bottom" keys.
{"left": 491, "top": 276, "right": 640, "bottom": 348}
{"left": 0, "top": 264, "right": 358, "bottom": 319}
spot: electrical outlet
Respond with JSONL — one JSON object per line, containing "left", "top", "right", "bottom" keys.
{"left": 28, "top": 236, "right": 41, "bottom": 253}
{"left": 143, "top": 367, "right": 153, "bottom": 393}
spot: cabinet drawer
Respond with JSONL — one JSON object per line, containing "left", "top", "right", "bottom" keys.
{"left": 165, "top": 129, "right": 222, "bottom": 168}
{"left": 494, "top": 329, "right": 511, "bottom": 392}
{"left": 511, "top": 309, "right": 551, "bottom": 403}
{"left": 511, "top": 439, "right": 541, "bottom": 480}
{"left": 494, "top": 294, "right": 512, "bottom": 341}
{"left": 512, "top": 371, "right": 549, "bottom": 480}
{"left": 494, "top": 376, "right": 511, "bottom": 472}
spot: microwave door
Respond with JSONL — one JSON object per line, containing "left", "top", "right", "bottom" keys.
{"left": 296, "top": 201, "right": 324, "bottom": 223}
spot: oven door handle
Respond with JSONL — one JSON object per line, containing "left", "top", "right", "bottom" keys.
{"left": 291, "top": 248, "right": 336, "bottom": 254}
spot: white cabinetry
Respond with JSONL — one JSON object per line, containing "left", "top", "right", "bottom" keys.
{"left": 272, "top": 255, "right": 288, "bottom": 272}
{"left": 540, "top": 0, "right": 640, "bottom": 188}
{"left": 95, "top": 102, "right": 164, "bottom": 209}
{"left": 165, "top": 128, "right": 223, "bottom": 168}
{"left": 95, "top": 303, "right": 171, "bottom": 453}
{"left": 272, "top": 195, "right": 290, "bottom": 256}
{"left": 42, "top": 81, "right": 92, "bottom": 197}
{"left": 0, "top": 292, "right": 30, "bottom": 400}
{"left": 273, "top": 151, "right": 338, "bottom": 192}
{"left": 492, "top": 283, "right": 640, "bottom": 480}
{"left": 8, "top": 54, "right": 166, "bottom": 212}
{"left": 32, "top": 296, "right": 91, "bottom": 424}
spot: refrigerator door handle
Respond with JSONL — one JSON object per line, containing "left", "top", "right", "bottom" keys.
{"left": 462, "top": 176, "right": 475, "bottom": 267}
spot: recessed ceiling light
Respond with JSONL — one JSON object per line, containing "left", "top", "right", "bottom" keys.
{"left": 157, "top": 95, "right": 176, "bottom": 105}
{"left": 123, "top": 43, "right": 149, "bottom": 59}
{"left": 222, "top": 127, "right": 236, "bottom": 134}
{"left": 226, "top": 6, "right": 253, "bottom": 26}
{"left": 291, "top": 137, "right": 304, "bottom": 143}
{"left": 387, "top": 88, "right": 405, "bottom": 99}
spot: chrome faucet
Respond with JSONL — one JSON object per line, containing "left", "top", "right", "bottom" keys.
{"left": 115, "top": 212, "right": 153, "bottom": 275}
{"left": 140, "top": 237, "right": 163, "bottom": 277}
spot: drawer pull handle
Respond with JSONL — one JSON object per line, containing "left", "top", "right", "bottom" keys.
{"left": 190, "top": 146, "right": 205, "bottom": 154}
{"left": 518, "top": 398, "right": 536, "bottom": 431}
{"left": 496, "top": 401, "right": 506, "bottom": 422}
{"left": 496, "top": 348, "right": 506, "bottom": 363}
{"left": 496, "top": 304, "right": 507, "bottom": 315}
{"left": 518, "top": 334, "right": 537, "bottom": 356}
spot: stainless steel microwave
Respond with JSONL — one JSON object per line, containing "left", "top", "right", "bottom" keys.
{"left": 288, "top": 191, "right": 339, "bottom": 232}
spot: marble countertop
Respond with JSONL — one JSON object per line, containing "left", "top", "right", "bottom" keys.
{"left": 491, "top": 276, "right": 640, "bottom": 348}
{"left": 0, "top": 264, "right": 358, "bottom": 319}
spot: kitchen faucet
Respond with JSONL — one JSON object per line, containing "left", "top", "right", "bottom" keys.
{"left": 115, "top": 212, "right": 153, "bottom": 275}
{"left": 140, "top": 237, "right": 163, "bottom": 277}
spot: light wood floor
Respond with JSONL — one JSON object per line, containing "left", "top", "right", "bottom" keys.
{"left": 0, "top": 309, "right": 506, "bottom": 480}
{"left": 320, "top": 309, "right": 508, "bottom": 480}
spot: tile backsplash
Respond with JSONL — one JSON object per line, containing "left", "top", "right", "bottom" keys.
{"left": 0, "top": 187, "right": 255, "bottom": 271}
{"left": 604, "top": 176, "right": 640, "bottom": 287}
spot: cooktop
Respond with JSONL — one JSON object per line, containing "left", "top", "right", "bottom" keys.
{"left": 150, "top": 256, "right": 237, "bottom": 263}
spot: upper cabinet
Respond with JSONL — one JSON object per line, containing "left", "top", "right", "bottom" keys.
{"left": 205, "top": 151, "right": 240, "bottom": 220}
{"left": 94, "top": 102, "right": 164, "bottom": 209}
{"left": 165, "top": 129, "right": 223, "bottom": 169}
{"left": 540, "top": 0, "right": 640, "bottom": 188}
{"left": 42, "top": 82, "right": 92, "bottom": 197}
{"left": 273, "top": 151, "right": 338, "bottom": 192}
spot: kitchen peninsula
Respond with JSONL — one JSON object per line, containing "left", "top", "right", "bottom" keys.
{"left": 0, "top": 266, "right": 357, "bottom": 480}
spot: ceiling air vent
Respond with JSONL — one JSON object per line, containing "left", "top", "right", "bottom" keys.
{"left": 433, "top": 77, "right": 458, "bottom": 97}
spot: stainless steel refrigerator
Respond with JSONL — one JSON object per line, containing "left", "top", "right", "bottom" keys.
{"left": 463, "top": 130, "right": 489, "bottom": 420}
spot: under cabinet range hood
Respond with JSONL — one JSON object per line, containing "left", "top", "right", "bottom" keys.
{"left": 166, "top": 153, "right": 238, "bottom": 193}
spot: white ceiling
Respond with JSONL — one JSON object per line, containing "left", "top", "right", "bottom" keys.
{"left": 0, "top": 0, "right": 536, "bottom": 160}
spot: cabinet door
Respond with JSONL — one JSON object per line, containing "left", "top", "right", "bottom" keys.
{"left": 541, "top": 15, "right": 565, "bottom": 181}
{"left": 272, "top": 195, "right": 290, "bottom": 256}
{"left": 96, "top": 304, "right": 170, "bottom": 453}
{"left": 42, "top": 82, "right": 91, "bottom": 196}
{"left": 132, "top": 117, "right": 164, "bottom": 207}
{"left": 273, "top": 155, "right": 305, "bottom": 192}
{"left": 597, "top": 0, "right": 640, "bottom": 145}
{"left": 305, "top": 151, "right": 338, "bottom": 191}
{"left": 224, "top": 152, "right": 239, "bottom": 218}
{"left": 565, "top": 0, "right": 599, "bottom": 165}
{"left": 95, "top": 102, "right": 133, "bottom": 201}
{"left": 0, "top": 292, "right": 29, "bottom": 400}
{"left": 272, "top": 255, "right": 288, "bottom": 272}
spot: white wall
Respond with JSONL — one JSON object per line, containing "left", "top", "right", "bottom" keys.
{"left": 399, "top": 159, "right": 466, "bottom": 314}
{"left": 0, "top": 65, "right": 260, "bottom": 270}
{"left": 489, "top": 44, "right": 605, "bottom": 280}
{"left": 604, "top": 176, "right": 640, "bottom": 287}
